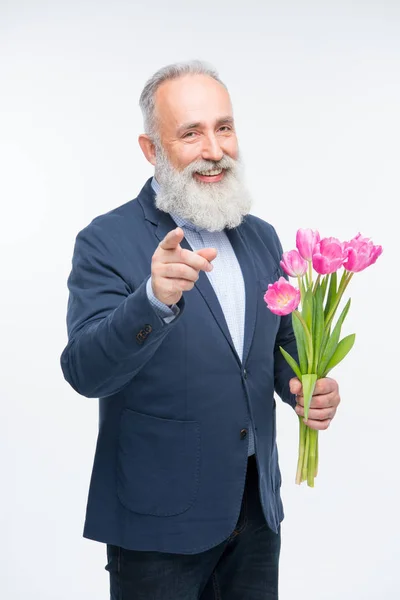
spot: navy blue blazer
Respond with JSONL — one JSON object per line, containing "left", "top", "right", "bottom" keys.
{"left": 61, "top": 178, "right": 297, "bottom": 554}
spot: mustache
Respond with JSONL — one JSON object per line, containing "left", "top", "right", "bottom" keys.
{"left": 182, "top": 155, "right": 238, "bottom": 175}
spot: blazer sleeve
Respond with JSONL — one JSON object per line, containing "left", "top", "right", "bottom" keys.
{"left": 60, "top": 221, "right": 184, "bottom": 398}
{"left": 274, "top": 313, "right": 298, "bottom": 408}
{"left": 262, "top": 222, "right": 298, "bottom": 408}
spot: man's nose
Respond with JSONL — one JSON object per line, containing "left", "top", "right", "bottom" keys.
{"left": 201, "top": 134, "right": 224, "bottom": 162}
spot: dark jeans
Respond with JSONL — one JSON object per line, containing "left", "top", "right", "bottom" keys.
{"left": 105, "top": 456, "right": 281, "bottom": 599}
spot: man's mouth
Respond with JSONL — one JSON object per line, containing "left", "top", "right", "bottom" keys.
{"left": 194, "top": 168, "right": 225, "bottom": 183}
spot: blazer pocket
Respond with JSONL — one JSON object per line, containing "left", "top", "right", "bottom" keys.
{"left": 117, "top": 409, "right": 201, "bottom": 517}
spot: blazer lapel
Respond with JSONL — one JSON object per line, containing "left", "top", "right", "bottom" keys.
{"left": 226, "top": 225, "right": 258, "bottom": 366}
{"left": 192, "top": 269, "right": 238, "bottom": 361}
{"left": 139, "top": 182, "right": 238, "bottom": 362}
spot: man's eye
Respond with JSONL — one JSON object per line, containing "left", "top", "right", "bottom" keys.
{"left": 183, "top": 132, "right": 197, "bottom": 139}
{"left": 218, "top": 126, "right": 232, "bottom": 132}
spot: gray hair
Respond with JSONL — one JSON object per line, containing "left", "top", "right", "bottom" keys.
{"left": 139, "top": 60, "right": 227, "bottom": 140}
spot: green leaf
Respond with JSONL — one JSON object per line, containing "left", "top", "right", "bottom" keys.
{"left": 322, "top": 334, "right": 356, "bottom": 376}
{"left": 300, "top": 277, "right": 307, "bottom": 300}
{"left": 302, "top": 288, "right": 314, "bottom": 333}
{"left": 320, "top": 275, "right": 328, "bottom": 303}
{"left": 325, "top": 273, "right": 352, "bottom": 331}
{"left": 291, "top": 311, "right": 308, "bottom": 373}
{"left": 279, "top": 346, "right": 303, "bottom": 380}
{"left": 312, "top": 285, "right": 325, "bottom": 373}
{"left": 318, "top": 324, "right": 330, "bottom": 369}
{"left": 293, "top": 310, "right": 313, "bottom": 371}
{"left": 302, "top": 373, "right": 318, "bottom": 421}
{"left": 318, "top": 298, "right": 351, "bottom": 377}
{"left": 312, "top": 274, "right": 321, "bottom": 295}
{"left": 324, "top": 272, "right": 337, "bottom": 319}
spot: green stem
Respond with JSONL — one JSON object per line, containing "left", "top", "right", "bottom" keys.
{"left": 312, "top": 274, "right": 321, "bottom": 294}
{"left": 297, "top": 275, "right": 304, "bottom": 305}
{"left": 307, "top": 428, "right": 318, "bottom": 487}
{"left": 293, "top": 310, "right": 314, "bottom": 372}
{"left": 308, "top": 261, "right": 313, "bottom": 288}
{"left": 320, "top": 275, "right": 328, "bottom": 303}
{"left": 302, "top": 425, "right": 310, "bottom": 482}
{"left": 296, "top": 416, "right": 306, "bottom": 485}
{"left": 325, "top": 271, "right": 354, "bottom": 330}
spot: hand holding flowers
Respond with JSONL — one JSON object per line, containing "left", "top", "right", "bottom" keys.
{"left": 264, "top": 229, "right": 382, "bottom": 487}
{"left": 290, "top": 377, "right": 340, "bottom": 432}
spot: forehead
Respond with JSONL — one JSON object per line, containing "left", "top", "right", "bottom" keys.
{"left": 154, "top": 74, "right": 233, "bottom": 132}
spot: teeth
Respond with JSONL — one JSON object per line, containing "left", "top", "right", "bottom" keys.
{"left": 197, "top": 169, "right": 223, "bottom": 176}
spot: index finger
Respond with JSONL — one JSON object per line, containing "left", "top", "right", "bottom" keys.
{"left": 159, "top": 227, "right": 185, "bottom": 251}
{"left": 180, "top": 247, "right": 214, "bottom": 272}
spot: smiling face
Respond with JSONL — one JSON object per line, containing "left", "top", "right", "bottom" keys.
{"left": 138, "top": 71, "right": 252, "bottom": 231}
{"left": 153, "top": 74, "right": 239, "bottom": 183}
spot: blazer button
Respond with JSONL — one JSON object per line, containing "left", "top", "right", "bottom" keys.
{"left": 136, "top": 324, "right": 153, "bottom": 344}
{"left": 240, "top": 428, "right": 248, "bottom": 440}
{"left": 243, "top": 369, "right": 248, "bottom": 379}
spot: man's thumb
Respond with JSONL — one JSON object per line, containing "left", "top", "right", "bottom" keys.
{"left": 289, "top": 377, "right": 302, "bottom": 395}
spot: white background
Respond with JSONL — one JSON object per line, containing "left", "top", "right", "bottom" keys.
{"left": 1, "top": 1, "right": 399, "bottom": 598}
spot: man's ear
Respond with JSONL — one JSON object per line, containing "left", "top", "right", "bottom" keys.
{"left": 138, "top": 134, "right": 156, "bottom": 166}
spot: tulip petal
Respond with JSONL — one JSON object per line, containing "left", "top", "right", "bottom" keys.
{"left": 312, "top": 237, "right": 346, "bottom": 274}
{"left": 264, "top": 277, "right": 300, "bottom": 316}
{"left": 296, "top": 229, "right": 320, "bottom": 261}
{"left": 343, "top": 234, "right": 383, "bottom": 272}
{"left": 281, "top": 249, "right": 308, "bottom": 277}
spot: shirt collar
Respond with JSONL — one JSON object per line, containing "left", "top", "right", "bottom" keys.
{"left": 151, "top": 176, "right": 205, "bottom": 233}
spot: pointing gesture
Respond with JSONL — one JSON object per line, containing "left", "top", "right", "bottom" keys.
{"left": 151, "top": 227, "right": 217, "bottom": 305}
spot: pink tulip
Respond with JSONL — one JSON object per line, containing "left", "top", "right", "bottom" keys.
{"left": 264, "top": 277, "right": 301, "bottom": 316}
{"left": 343, "top": 233, "right": 383, "bottom": 273}
{"left": 312, "top": 237, "right": 347, "bottom": 275}
{"left": 280, "top": 250, "right": 308, "bottom": 277}
{"left": 296, "top": 228, "right": 320, "bottom": 261}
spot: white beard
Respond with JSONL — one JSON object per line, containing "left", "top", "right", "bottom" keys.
{"left": 154, "top": 147, "right": 252, "bottom": 232}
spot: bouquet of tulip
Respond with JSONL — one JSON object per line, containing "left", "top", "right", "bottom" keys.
{"left": 264, "top": 230, "right": 382, "bottom": 487}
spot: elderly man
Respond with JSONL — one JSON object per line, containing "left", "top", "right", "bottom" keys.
{"left": 61, "top": 61, "right": 340, "bottom": 599}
